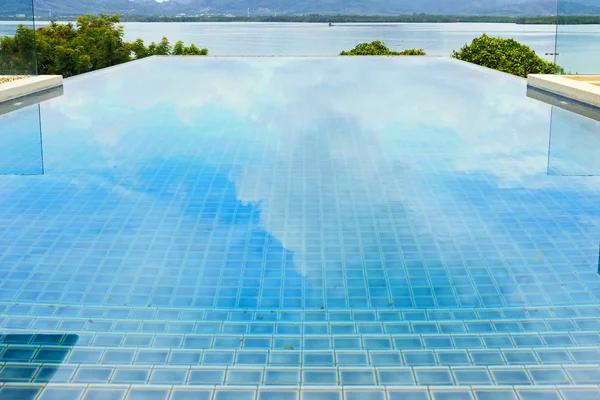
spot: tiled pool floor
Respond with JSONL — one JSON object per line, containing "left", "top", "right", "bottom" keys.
{"left": 1, "top": 57, "right": 600, "bottom": 398}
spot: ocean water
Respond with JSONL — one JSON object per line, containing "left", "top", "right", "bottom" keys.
{"left": 1, "top": 21, "right": 599, "bottom": 73}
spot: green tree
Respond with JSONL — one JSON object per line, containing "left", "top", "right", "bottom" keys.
{"left": 451, "top": 34, "right": 564, "bottom": 78}
{"left": 0, "top": 13, "right": 209, "bottom": 78}
{"left": 340, "top": 41, "right": 426, "bottom": 56}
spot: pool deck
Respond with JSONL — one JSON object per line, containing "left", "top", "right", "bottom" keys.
{"left": 0, "top": 75, "right": 63, "bottom": 104}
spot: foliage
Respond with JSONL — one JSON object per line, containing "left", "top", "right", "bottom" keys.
{"left": 340, "top": 41, "right": 426, "bottom": 56}
{"left": 451, "top": 34, "right": 564, "bottom": 77}
{"left": 0, "top": 13, "right": 208, "bottom": 77}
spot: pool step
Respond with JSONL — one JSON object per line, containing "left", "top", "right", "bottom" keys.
{"left": 3, "top": 314, "right": 600, "bottom": 336}
{"left": 2, "top": 343, "right": 600, "bottom": 367}
{"left": 2, "top": 303, "right": 599, "bottom": 322}
{"left": 1, "top": 382, "right": 599, "bottom": 400}
{"left": 2, "top": 363, "right": 600, "bottom": 386}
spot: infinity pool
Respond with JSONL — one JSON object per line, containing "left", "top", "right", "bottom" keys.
{"left": 1, "top": 57, "right": 600, "bottom": 399}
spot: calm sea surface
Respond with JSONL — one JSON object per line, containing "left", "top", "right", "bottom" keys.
{"left": 0, "top": 21, "right": 598, "bottom": 73}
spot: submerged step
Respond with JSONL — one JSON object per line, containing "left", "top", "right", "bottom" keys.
{"left": 2, "top": 302, "right": 600, "bottom": 322}
{"left": 2, "top": 342, "right": 600, "bottom": 367}
{"left": 1, "top": 383, "right": 598, "bottom": 400}
{"left": 3, "top": 314, "right": 600, "bottom": 336}
{"left": 3, "top": 329, "right": 600, "bottom": 351}
{"left": 1, "top": 364, "right": 600, "bottom": 386}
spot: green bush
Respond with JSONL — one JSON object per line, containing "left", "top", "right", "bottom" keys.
{"left": 340, "top": 41, "right": 426, "bottom": 56}
{"left": 0, "top": 14, "right": 208, "bottom": 77}
{"left": 451, "top": 34, "right": 564, "bottom": 77}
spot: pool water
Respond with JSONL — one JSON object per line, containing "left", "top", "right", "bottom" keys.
{"left": 1, "top": 57, "right": 600, "bottom": 399}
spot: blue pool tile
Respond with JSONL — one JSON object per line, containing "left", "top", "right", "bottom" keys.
{"left": 83, "top": 388, "right": 127, "bottom": 400}
{"left": 564, "top": 366, "right": 600, "bottom": 383}
{"left": 333, "top": 338, "right": 362, "bottom": 350}
{"left": 569, "top": 348, "right": 600, "bottom": 363}
{"left": 301, "top": 391, "right": 342, "bottom": 400}
{"left": 150, "top": 368, "right": 188, "bottom": 384}
{"left": 336, "top": 352, "right": 369, "bottom": 366}
{"left": 170, "top": 389, "right": 213, "bottom": 400}
{"left": 102, "top": 350, "right": 136, "bottom": 364}
{"left": 33, "top": 348, "right": 70, "bottom": 363}
{"left": 377, "top": 368, "right": 415, "bottom": 385}
{"left": 469, "top": 351, "right": 505, "bottom": 366}
{"left": 33, "top": 366, "right": 77, "bottom": 383}
{"left": 345, "top": 390, "right": 386, "bottom": 400}
{"left": 236, "top": 351, "right": 269, "bottom": 365}
{"left": 403, "top": 351, "right": 437, "bottom": 366}
{"left": 387, "top": 390, "right": 431, "bottom": 400}
{"left": 270, "top": 352, "right": 301, "bottom": 366}
{"left": 134, "top": 350, "right": 169, "bottom": 364}
{"left": 516, "top": 389, "right": 562, "bottom": 400}
{"left": 0, "top": 365, "right": 38, "bottom": 382}
{"left": 431, "top": 390, "right": 474, "bottom": 400}
{"left": 489, "top": 367, "right": 532, "bottom": 385}
{"left": 535, "top": 349, "right": 573, "bottom": 364}
{"left": 226, "top": 369, "right": 263, "bottom": 385}
{"left": 38, "top": 387, "right": 83, "bottom": 400}
{"left": 472, "top": 390, "right": 518, "bottom": 400}
{"left": 73, "top": 367, "right": 113, "bottom": 383}
{"left": 258, "top": 391, "right": 298, "bottom": 400}
{"left": 264, "top": 369, "right": 300, "bottom": 385}
{"left": 452, "top": 336, "right": 484, "bottom": 349}
{"left": 303, "top": 369, "right": 338, "bottom": 385}
{"left": 188, "top": 368, "right": 225, "bottom": 384}
{"left": 436, "top": 351, "right": 471, "bottom": 365}
{"left": 528, "top": 367, "right": 571, "bottom": 385}
{"left": 370, "top": 351, "right": 402, "bottom": 366}
{"left": 560, "top": 388, "right": 600, "bottom": 400}
{"left": 339, "top": 369, "right": 377, "bottom": 385}
{"left": 169, "top": 351, "right": 202, "bottom": 365}
{"left": 68, "top": 348, "right": 104, "bottom": 364}
{"left": 0, "top": 347, "right": 37, "bottom": 362}
{"left": 303, "top": 352, "right": 335, "bottom": 366}
{"left": 111, "top": 368, "right": 151, "bottom": 384}
{"left": 452, "top": 367, "right": 493, "bottom": 385}
{"left": 415, "top": 368, "right": 454, "bottom": 385}
{"left": 125, "top": 388, "right": 171, "bottom": 400}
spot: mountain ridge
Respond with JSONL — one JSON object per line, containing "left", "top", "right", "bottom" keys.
{"left": 1, "top": 0, "right": 600, "bottom": 17}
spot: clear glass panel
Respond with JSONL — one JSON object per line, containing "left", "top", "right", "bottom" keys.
{"left": 548, "top": 106, "right": 600, "bottom": 176}
{"left": 0, "top": 104, "right": 44, "bottom": 175}
{"left": 0, "top": 0, "right": 37, "bottom": 75}
{"left": 0, "top": 0, "right": 44, "bottom": 175}
{"left": 554, "top": 0, "right": 600, "bottom": 74}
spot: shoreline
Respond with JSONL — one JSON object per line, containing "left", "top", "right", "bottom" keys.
{"left": 0, "top": 15, "right": 599, "bottom": 25}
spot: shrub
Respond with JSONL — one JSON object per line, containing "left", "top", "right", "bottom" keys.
{"left": 0, "top": 14, "right": 209, "bottom": 77}
{"left": 451, "top": 34, "right": 564, "bottom": 77}
{"left": 340, "top": 41, "right": 426, "bottom": 56}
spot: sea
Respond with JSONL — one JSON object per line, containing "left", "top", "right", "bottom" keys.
{"left": 0, "top": 21, "right": 598, "bottom": 73}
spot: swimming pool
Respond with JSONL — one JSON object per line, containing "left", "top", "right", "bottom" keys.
{"left": 1, "top": 57, "right": 600, "bottom": 399}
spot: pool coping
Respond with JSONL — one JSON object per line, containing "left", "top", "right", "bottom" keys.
{"left": 527, "top": 74, "right": 600, "bottom": 109}
{"left": 0, "top": 75, "right": 63, "bottom": 104}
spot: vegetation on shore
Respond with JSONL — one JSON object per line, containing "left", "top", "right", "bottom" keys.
{"left": 8, "top": 14, "right": 596, "bottom": 25}
{"left": 340, "top": 41, "right": 425, "bottom": 56}
{"left": 451, "top": 34, "right": 564, "bottom": 77}
{"left": 0, "top": 14, "right": 207, "bottom": 77}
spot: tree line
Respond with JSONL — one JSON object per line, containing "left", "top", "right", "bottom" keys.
{"left": 340, "top": 36, "right": 564, "bottom": 78}
{"left": 75, "top": 15, "right": 600, "bottom": 25}
{"left": 0, "top": 14, "right": 208, "bottom": 77}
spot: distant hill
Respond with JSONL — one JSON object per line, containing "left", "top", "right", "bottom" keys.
{"left": 2, "top": 0, "right": 600, "bottom": 17}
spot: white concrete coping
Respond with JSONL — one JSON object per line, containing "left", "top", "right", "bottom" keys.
{"left": 527, "top": 74, "right": 600, "bottom": 108}
{"left": 0, "top": 75, "right": 63, "bottom": 104}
